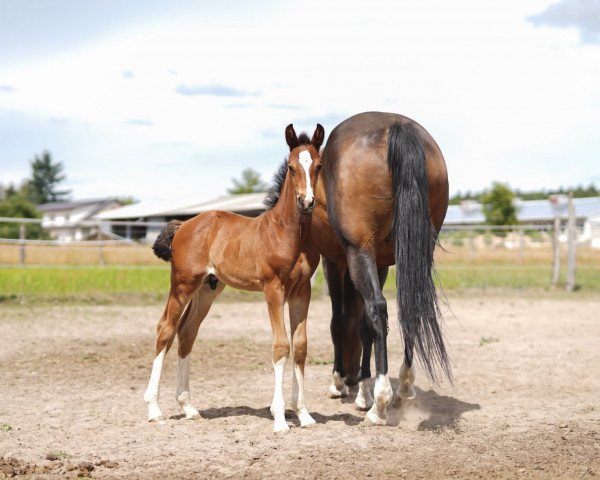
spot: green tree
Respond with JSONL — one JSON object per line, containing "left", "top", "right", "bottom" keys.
{"left": 0, "top": 183, "right": 18, "bottom": 201}
{"left": 0, "top": 194, "right": 47, "bottom": 239}
{"left": 24, "top": 150, "right": 71, "bottom": 204}
{"left": 481, "top": 182, "right": 518, "bottom": 226}
{"left": 227, "top": 168, "right": 268, "bottom": 194}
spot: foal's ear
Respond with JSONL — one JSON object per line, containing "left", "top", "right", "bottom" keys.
{"left": 311, "top": 124, "right": 325, "bottom": 151}
{"left": 285, "top": 124, "right": 299, "bottom": 151}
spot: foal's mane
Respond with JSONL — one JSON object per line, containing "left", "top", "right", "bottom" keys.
{"left": 264, "top": 132, "right": 312, "bottom": 210}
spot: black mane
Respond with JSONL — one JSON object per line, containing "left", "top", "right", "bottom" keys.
{"left": 264, "top": 159, "right": 288, "bottom": 210}
{"left": 264, "top": 131, "right": 311, "bottom": 210}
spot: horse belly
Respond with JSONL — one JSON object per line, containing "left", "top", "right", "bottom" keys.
{"left": 208, "top": 229, "right": 263, "bottom": 292}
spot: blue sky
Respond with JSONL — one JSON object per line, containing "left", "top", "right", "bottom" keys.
{"left": 1, "top": 0, "right": 599, "bottom": 203}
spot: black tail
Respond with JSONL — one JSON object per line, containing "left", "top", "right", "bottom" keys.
{"left": 152, "top": 220, "right": 183, "bottom": 262}
{"left": 388, "top": 122, "right": 451, "bottom": 383}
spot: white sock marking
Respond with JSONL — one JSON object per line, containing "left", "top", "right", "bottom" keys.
{"left": 144, "top": 348, "right": 166, "bottom": 421}
{"left": 328, "top": 371, "right": 348, "bottom": 398}
{"left": 271, "top": 357, "right": 289, "bottom": 433}
{"left": 355, "top": 378, "right": 374, "bottom": 410}
{"left": 292, "top": 362, "right": 315, "bottom": 427}
{"left": 366, "top": 374, "right": 393, "bottom": 425}
{"left": 177, "top": 354, "right": 199, "bottom": 419}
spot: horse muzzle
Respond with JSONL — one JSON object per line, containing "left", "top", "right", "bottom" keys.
{"left": 297, "top": 196, "right": 315, "bottom": 214}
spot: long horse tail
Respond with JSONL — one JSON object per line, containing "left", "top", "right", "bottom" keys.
{"left": 152, "top": 220, "right": 183, "bottom": 262}
{"left": 387, "top": 122, "right": 451, "bottom": 383}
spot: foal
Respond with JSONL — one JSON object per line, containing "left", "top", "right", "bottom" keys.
{"left": 144, "top": 124, "right": 324, "bottom": 433}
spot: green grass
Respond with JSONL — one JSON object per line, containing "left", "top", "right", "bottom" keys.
{"left": 0, "top": 266, "right": 171, "bottom": 303}
{"left": 381, "top": 264, "right": 600, "bottom": 293}
{"left": 1, "top": 263, "right": 598, "bottom": 304}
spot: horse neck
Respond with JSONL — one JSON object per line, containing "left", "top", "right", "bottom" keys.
{"left": 266, "top": 172, "right": 311, "bottom": 244}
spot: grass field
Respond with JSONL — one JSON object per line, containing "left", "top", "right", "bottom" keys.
{"left": 1, "top": 260, "right": 598, "bottom": 304}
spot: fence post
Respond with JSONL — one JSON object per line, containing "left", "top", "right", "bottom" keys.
{"left": 19, "top": 223, "right": 26, "bottom": 265}
{"left": 566, "top": 194, "right": 577, "bottom": 292}
{"left": 552, "top": 216, "right": 561, "bottom": 287}
{"left": 468, "top": 231, "right": 476, "bottom": 262}
{"left": 97, "top": 222, "right": 105, "bottom": 266}
{"left": 517, "top": 226, "right": 524, "bottom": 264}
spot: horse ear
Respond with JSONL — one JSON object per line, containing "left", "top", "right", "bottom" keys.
{"left": 285, "top": 124, "right": 299, "bottom": 151}
{"left": 311, "top": 124, "right": 325, "bottom": 151}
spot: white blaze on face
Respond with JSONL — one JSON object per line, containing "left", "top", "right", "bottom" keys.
{"left": 298, "top": 150, "right": 314, "bottom": 207}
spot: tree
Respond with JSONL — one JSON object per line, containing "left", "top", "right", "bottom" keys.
{"left": 481, "top": 182, "right": 518, "bottom": 226}
{"left": 227, "top": 168, "right": 268, "bottom": 194}
{"left": 0, "top": 194, "right": 47, "bottom": 239}
{"left": 0, "top": 183, "right": 18, "bottom": 201}
{"left": 24, "top": 150, "right": 71, "bottom": 204}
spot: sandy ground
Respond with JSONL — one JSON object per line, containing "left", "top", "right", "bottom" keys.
{"left": 0, "top": 294, "right": 599, "bottom": 479}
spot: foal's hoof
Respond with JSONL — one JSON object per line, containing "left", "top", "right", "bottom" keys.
{"left": 183, "top": 405, "right": 201, "bottom": 420}
{"left": 328, "top": 383, "right": 349, "bottom": 399}
{"left": 273, "top": 422, "right": 291, "bottom": 434}
{"left": 298, "top": 411, "right": 316, "bottom": 428}
{"left": 147, "top": 403, "right": 164, "bottom": 422}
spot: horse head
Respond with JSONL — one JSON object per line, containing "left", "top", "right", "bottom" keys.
{"left": 285, "top": 123, "right": 324, "bottom": 214}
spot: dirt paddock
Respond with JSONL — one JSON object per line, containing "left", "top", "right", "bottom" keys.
{"left": 0, "top": 294, "right": 598, "bottom": 479}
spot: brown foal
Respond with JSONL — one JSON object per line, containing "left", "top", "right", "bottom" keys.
{"left": 144, "top": 124, "right": 324, "bottom": 433}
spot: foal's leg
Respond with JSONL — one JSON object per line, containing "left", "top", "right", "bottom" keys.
{"left": 323, "top": 258, "right": 349, "bottom": 398}
{"left": 264, "top": 281, "right": 291, "bottom": 433}
{"left": 144, "top": 276, "right": 200, "bottom": 421}
{"left": 346, "top": 247, "right": 392, "bottom": 425}
{"left": 176, "top": 280, "right": 225, "bottom": 419}
{"left": 288, "top": 281, "right": 316, "bottom": 428}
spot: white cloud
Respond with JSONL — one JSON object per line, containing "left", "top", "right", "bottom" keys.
{"left": 0, "top": 0, "right": 599, "bottom": 201}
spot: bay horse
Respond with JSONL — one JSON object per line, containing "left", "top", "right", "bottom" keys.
{"left": 309, "top": 111, "right": 450, "bottom": 425}
{"left": 143, "top": 124, "right": 324, "bottom": 433}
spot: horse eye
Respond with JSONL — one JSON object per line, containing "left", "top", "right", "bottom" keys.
{"left": 288, "top": 165, "right": 295, "bottom": 175}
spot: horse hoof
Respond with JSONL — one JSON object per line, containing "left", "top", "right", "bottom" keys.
{"left": 393, "top": 385, "right": 416, "bottom": 407}
{"left": 273, "top": 422, "right": 291, "bottom": 434}
{"left": 355, "top": 380, "right": 373, "bottom": 411}
{"left": 328, "top": 383, "right": 349, "bottom": 399}
{"left": 365, "top": 408, "right": 387, "bottom": 426}
{"left": 298, "top": 411, "right": 316, "bottom": 427}
{"left": 147, "top": 403, "right": 164, "bottom": 422}
{"left": 183, "top": 405, "right": 200, "bottom": 420}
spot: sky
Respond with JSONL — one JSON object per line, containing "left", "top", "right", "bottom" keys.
{"left": 1, "top": 0, "right": 599, "bottom": 204}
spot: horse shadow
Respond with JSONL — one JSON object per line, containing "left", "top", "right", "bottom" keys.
{"left": 389, "top": 384, "right": 481, "bottom": 432}
{"left": 338, "top": 381, "right": 480, "bottom": 432}
{"left": 171, "top": 405, "right": 363, "bottom": 427}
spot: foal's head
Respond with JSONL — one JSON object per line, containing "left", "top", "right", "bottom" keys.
{"left": 285, "top": 123, "right": 325, "bottom": 214}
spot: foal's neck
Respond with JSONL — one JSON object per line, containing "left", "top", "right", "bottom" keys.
{"left": 266, "top": 172, "right": 311, "bottom": 244}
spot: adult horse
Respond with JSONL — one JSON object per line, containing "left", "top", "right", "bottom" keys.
{"left": 310, "top": 111, "right": 450, "bottom": 425}
{"left": 144, "top": 124, "right": 324, "bottom": 433}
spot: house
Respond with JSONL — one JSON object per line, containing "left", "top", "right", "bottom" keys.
{"left": 96, "top": 192, "right": 267, "bottom": 242}
{"left": 38, "top": 197, "right": 122, "bottom": 241}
